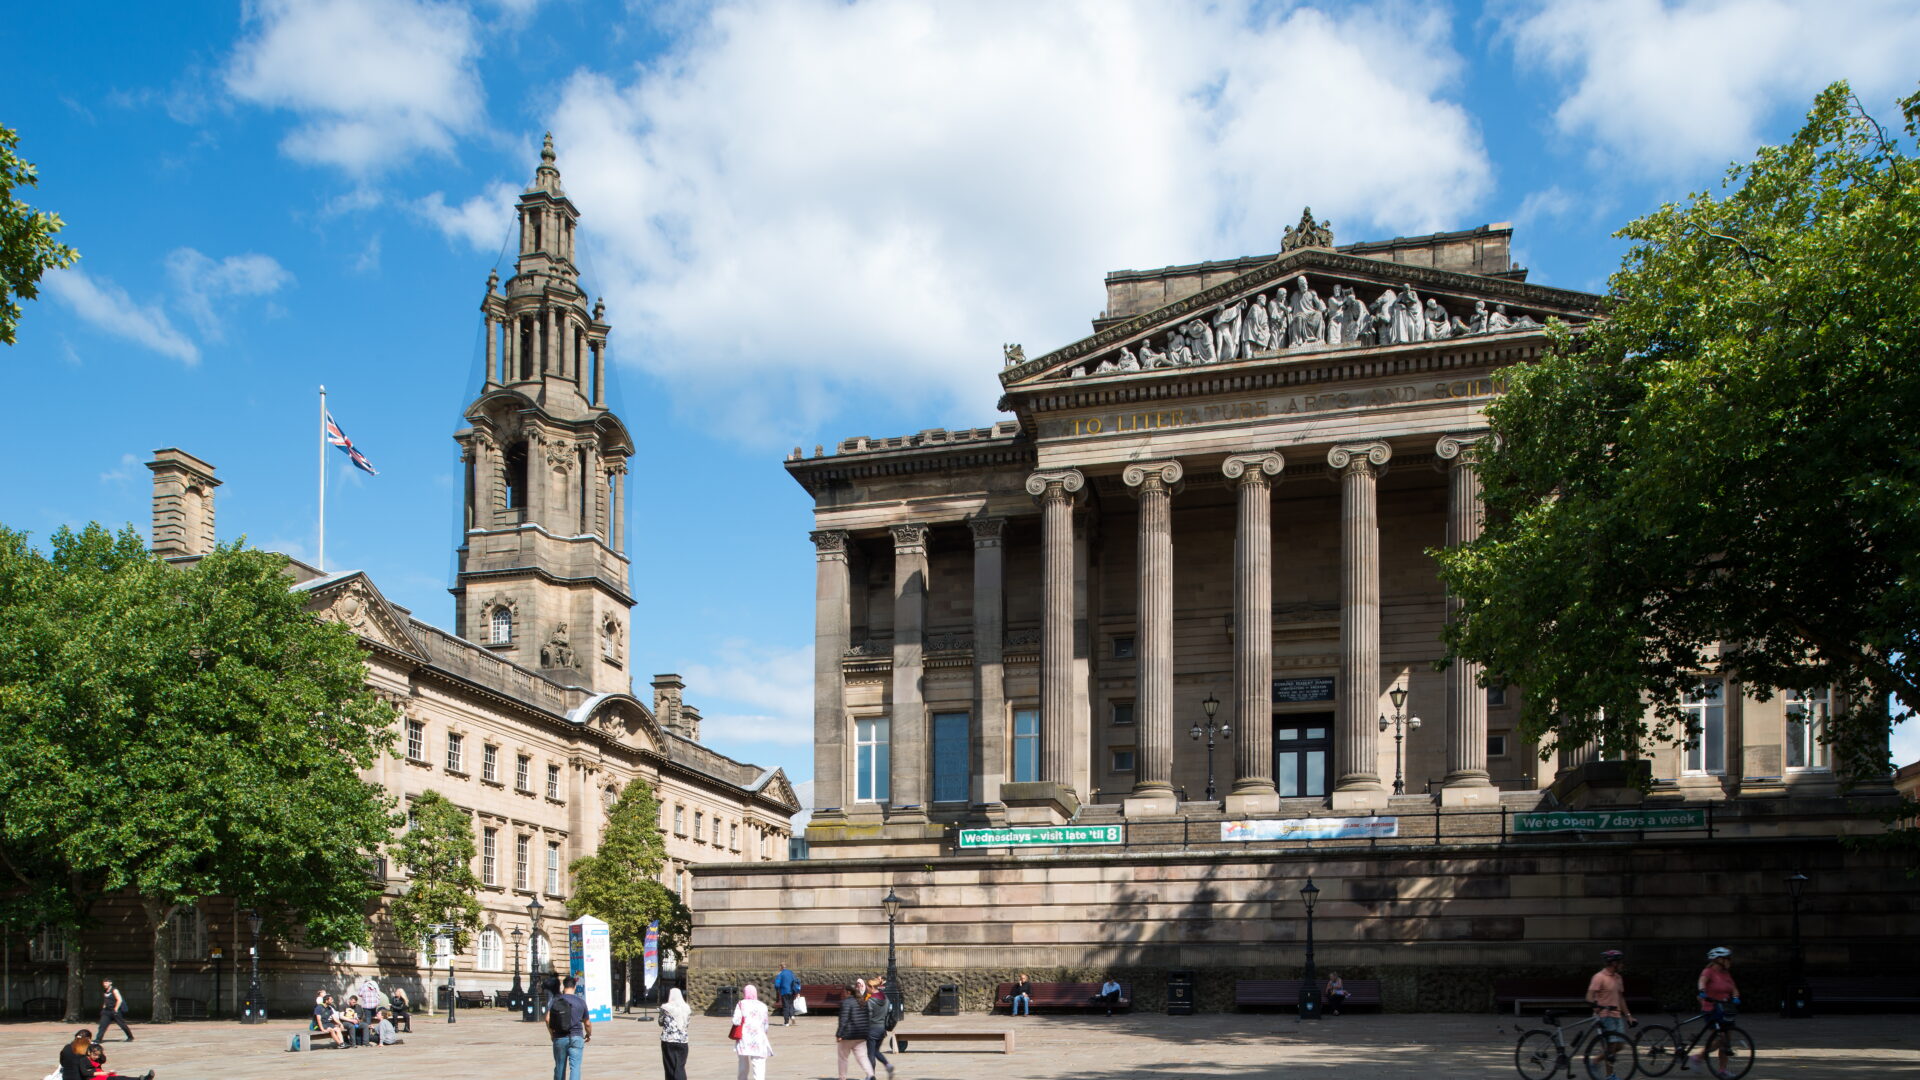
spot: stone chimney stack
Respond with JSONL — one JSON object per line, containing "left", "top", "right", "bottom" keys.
{"left": 651, "top": 673, "right": 686, "bottom": 737}
{"left": 146, "top": 449, "right": 221, "bottom": 559}
{"left": 679, "top": 704, "right": 702, "bottom": 743}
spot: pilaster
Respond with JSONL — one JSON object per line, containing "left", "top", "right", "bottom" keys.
{"left": 810, "top": 530, "right": 851, "bottom": 820}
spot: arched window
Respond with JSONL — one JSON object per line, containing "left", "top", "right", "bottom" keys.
{"left": 490, "top": 607, "right": 513, "bottom": 644}
{"left": 478, "top": 929, "right": 503, "bottom": 971}
{"left": 168, "top": 904, "right": 206, "bottom": 961}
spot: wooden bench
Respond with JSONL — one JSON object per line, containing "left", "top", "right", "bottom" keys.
{"left": 24, "top": 997, "right": 64, "bottom": 1021}
{"left": 1235, "top": 978, "right": 1382, "bottom": 1012}
{"left": 1806, "top": 976, "right": 1920, "bottom": 1011}
{"left": 797, "top": 983, "right": 851, "bottom": 1014}
{"left": 170, "top": 997, "right": 207, "bottom": 1020}
{"left": 493, "top": 990, "right": 517, "bottom": 1008}
{"left": 994, "top": 981, "right": 1131, "bottom": 1013}
{"left": 895, "top": 1029, "right": 1016, "bottom": 1053}
{"left": 1492, "top": 978, "right": 1656, "bottom": 1016}
{"left": 454, "top": 989, "right": 489, "bottom": 1009}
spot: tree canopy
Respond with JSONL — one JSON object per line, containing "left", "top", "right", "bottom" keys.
{"left": 0, "top": 125, "right": 78, "bottom": 345}
{"left": 1437, "top": 82, "right": 1918, "bottom": 781}
{"left": 567, "top": 780, "right": 687, "bottom": 964}
{"left": 387, "top": 789, "right": 483, "bottom": 957}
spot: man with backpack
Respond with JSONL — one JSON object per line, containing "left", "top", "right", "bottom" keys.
{"left": 546, "top": 975, "right": 591, "bottom": 1080}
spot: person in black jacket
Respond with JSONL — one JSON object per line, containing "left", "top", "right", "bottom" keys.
{"left": 865, "top": 976, "right": 895, "bottom": 1080}
{"left": 833, "top": 979, "right": 871, "bottom": 1080}
{"left": 59, "top": 1031, "right": 153, "bottom": 1080}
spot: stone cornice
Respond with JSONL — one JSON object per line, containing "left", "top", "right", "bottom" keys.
{"left": 450, "top": 562, "right": 636, "bottom": 607}
{"left": 785, "top": 437, "right": 1036, "bottom": 496}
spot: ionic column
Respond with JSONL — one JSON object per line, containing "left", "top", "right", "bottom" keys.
{"left": 971, "top": 517, "right": 1008, "bottom": 806}
{"left": 1025, "top": 469, "right": 1085, "bottom": 799}
{"left": 810, "top": 530, "right": 851, "bottom": 816}
{"left": 1329, "top": 441, "right": 1391, "bottom": 808}
{"left": 1123, "top": 461, "right": 1182, "bottom": 815}
{"left": 890, "top": 523, "right": 930, "bottom": 815}
{"left": 484, "top": 314, "right": 499, "bottom": 385}
{"left": 1437, "top": 433, "right": 1498, "bottom": 805}
{"left": 1224, "top": 452, "right": 1284, "bottom": 815}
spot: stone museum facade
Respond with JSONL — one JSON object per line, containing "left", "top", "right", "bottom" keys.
{"left": 5, "top": 142, "right": 797, "bottom": 1019}
{"left": 685, "top": 212, "right": 1908, "bottom": 1012}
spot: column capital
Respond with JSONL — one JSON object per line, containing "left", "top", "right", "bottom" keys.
{"left": 1222, "top": 451, "right": 1285, "bottom": 484}
{"left": 1121, "top": 459, "right": 1184, "bottom": 492}
{"left": 890, "top": 522, "right": 930, "bottom": 555}
{"left": 809, "top": 529, "right": 850, "bottom": 559}
{"left": 1435, "top": 431, "right": 1496, "bottom": 466}
{"left": 968, "top": 516, "right": 1006, "bottom": 546}
{"left": 1327, "top": 441, "right": 1392, "bottom": 474}
{"left": 1025, "top": 468, "right": 1085, "bottom": 501}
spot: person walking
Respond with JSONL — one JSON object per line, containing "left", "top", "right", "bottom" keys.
{"left": 1586, "top": 950, "right": 1635, "bottom": 1080}
{"left": 547, "top": 974, "right": 592, "bottom": 1080}
{"left": 864, "top": 977, "right": 895, "bottom": 1080}
{"left": 95, "top": 980, "right": 133, "bottom": 1043}
{"left": 773, "top": 963, "right": 801, "bottom": 1026}
{"left": 658, "top": 987, "right": 691, "bottom": 1080}
{"left": 730, "top": 983, "right": 773, "bottom": 1080}
{"left": 834, "top": 978, "right": 872, "bottom": 1080}
{"left": 1692, "top": 947, "right": 1741, "bottom": 1077}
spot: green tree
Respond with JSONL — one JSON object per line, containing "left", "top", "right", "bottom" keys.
{"left": 566, "top": 780, "right": 687, "bottom": 999}
{"left": 387, "top": 789, "right": 483, "bottom": 965}
{"left": 0, "top": 524, "right": 398, "bottom": 1021}
{"left": 0, "top": 125, "right": 79, "bottom": 345}
{"left": 1436, "top": 82, "right": 1919, "bottom": 785}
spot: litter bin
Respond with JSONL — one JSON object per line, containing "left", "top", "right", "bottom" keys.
{"left": 1166, "top": 969, "right": 1195, "bottom": 1015}
{"left": 934, "top": 984, "right": 960, "bottom": 1016}
{"left": 711, "top": 985, "right": 738, "bottom": 1016}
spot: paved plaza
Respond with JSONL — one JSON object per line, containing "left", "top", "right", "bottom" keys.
{"left": 2, "top": 1007, "right": 1916, "bottom": 1079}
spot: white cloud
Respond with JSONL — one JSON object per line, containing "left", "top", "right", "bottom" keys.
{"left": 679, "top": 638, "right": 815, "bottom": 748}
{"left": 225, "top": 0, "right": 485, "bottom": 175}
{"left": 1516, "top": 185, "right": 1575, "bottom": 225}
{"left": 1499, "top": 0, "right": 1920, "bottom": 174}
{"left": 43, "top": 269, "right": 200, "bottom": 364}
{"left": 164, "top": 248, "right": 294, "bottom": 339}
{"left": 535, "top": 0, "right": 1491, "bottom": 444}
{"left": 99, "top": 452, "right": 144, "bottom": 486}
{"left": 416, "top": 180, "right": 520, "bottom": 253}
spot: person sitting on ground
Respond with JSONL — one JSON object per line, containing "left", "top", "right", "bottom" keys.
{"left": 1095, "top": 977, "right": 1124, "bottom": 1015}
{"left": 311, "top": 994, "right": 345, "bottom": 1048}
{"left": 59, "top": 1031, "right": 153, "bottom": 1080}
{"left": 374, "top": 1009, "right": 402, "bottom": 1047}
{"left": 388, "top": 987, "right": 412, "bottom": 1033}
{"left": 1010, "top": 974, "right": 1032, "bottom": 1016}
{"left": 1324, "top": 972, "right": 1349, "bottom": 1016}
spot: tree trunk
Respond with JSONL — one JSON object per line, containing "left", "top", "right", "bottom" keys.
{"left": 64, "top": 933, "right": 85, "bottom": 1024}
{"left": 143, "top": 898, "right": 180, "bottom": 1024}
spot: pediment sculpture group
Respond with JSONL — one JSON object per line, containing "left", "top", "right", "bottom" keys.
{"left": 1073, "top": 275, "right": 1542, "bottom": 378}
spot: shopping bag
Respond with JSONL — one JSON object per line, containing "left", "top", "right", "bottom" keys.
{"left": 793, "top": 994, "right": 809, "bottom": 1016}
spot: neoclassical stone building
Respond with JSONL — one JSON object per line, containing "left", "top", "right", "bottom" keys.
{"left": 5, "top": 142, "right": 797, "bottom": 1018}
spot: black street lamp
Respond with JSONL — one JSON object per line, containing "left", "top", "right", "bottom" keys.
{"left": 509, "top": 928, "right": 526, "bottom": 1012}
{"left": 1378, "top": 687, "right": 1422, "bottom": 796}
{"left": 1189, "top": 693, "right": 1232, "bottom": 802}
{"left": 1297, "top": 878, "right": 1321, "bottom": 1021}
{"left": 434, "top": 928, "right": 457, "bottom": 1025}
{"left": 522, "top": 895, "right": 545, "bottom": 1023}
{"left": 1783, "top": 871, "right": 1812, "bottom": 1018}
{"left": 242, "top": 909, "right": 266, "bottom": 1024}
{"left": 882, "top": 887, "right": 904, "bottom": 1021}
{"left": 210, "top": 942, "right": 223, "bottom": 1020}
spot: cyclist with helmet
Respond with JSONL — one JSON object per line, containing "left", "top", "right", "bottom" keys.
{"left": 1586, "top": 948, "right": 1635, "bottom": 1080}
{"left": 1693, "top": 948, "right": 1741, "bottom": 1075}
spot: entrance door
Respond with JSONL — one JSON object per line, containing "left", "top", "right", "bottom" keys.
{"left": 1275, "top": 713, "right": 1333, "bottom": 798}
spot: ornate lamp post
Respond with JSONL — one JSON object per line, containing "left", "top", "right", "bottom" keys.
{"left": 509, "top": 928, "right": 526, "bottom": 1011}
{"left": 434, "top": 927, "right": 457, "bottom": 1025}
{"left": 522, "top": 895, "right": 545, "bottom": 1023}
{"left": 241, "top": 909, "right": 266, "bottom": 1024}
{"left": 882, "top": 887, "right": 904, "bottom": 1020}
{"left": 1297, "top": 878, "right": 1321, "bottom": 1021}
{"left": 1378, "top": 686, "right": 1422, "bottom": 795}
{"left": 1189, "top": 693, "right": 1232, "bottom": 802}
{"left": 1783, "top": 871, "right": 1812, "bottom": 1018}
{"left": 210, "top": 942, "right": 223, "bottom": 1020}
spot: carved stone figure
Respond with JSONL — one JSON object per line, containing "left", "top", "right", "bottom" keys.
{"left": 1003, "top": 343, "right": 1026, "bottom": 366}
{"left": 1371, "top": 287, "right": 1399, "bottom": 342}
{"left": 1389, "top": 285, "right": 1426, "bottom": 344}
{"left": 1244, "top": 292, "right": 1274, "bottom": 351}
{"left": 1326, "top": 285, "right": 1352, "bottom": 345}
{"left": 1509, "top": 309, "right": 1542, "bottom": 330}
{"left": 1282, "top": 206, "right": 1334, "bottom": 251}
{"left": 1213, "top": 300, "right": 1245, "bottom": 362}
{"left": 1425, "top": 298, "right": 1453, "bottom": 339}
{"left": 1286, "top": 276, "right": 1327, "bottom": 346}
{"left": 540, "top": 622, "right": 575, "bottom": 668}
{"left": 1183, "top": 319, "right": 1215, "bottom": 364}
{"left": 1161, "top": 331, "right": 1190, "bottom": 368}
{"left": 1132, "top": 339, "right": 1160, "bottom": 369}
{"left": 1467, "top": 300, "right": 1488, "bottom": 335}
{"left": 1487, "top": 304, "right": 1512, "bottom": 332}
{"left": 1345, "top": 286, "right": 1374, "bottom": 346}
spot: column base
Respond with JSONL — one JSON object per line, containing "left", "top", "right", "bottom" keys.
{"left": 1224, "top": 788, "right": 1280, "bottom": 816}
{"left": 1122, "top": 789, "right": 1180, "bottom": 817}
{"left": 1000, "top": 781, "right": 1080, "bottom": 824}
{"left": 1329, "top": 784, "right": 1389, "bottom": 811}
{"left": 1438, "top": 777, "right": 1499, "bottom": 807}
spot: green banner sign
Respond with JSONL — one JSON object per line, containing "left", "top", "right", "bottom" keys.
{"left": 1513, "top": 808, "right": 1707, "bottom": 833}
{"left": 956, "top": 824, "right": 1124, "bottom": 849}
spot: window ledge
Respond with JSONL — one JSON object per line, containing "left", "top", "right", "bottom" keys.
{"left": 405, "top": 756, "right": 433, "bottom": 768}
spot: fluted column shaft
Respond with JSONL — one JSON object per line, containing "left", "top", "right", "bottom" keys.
{"left": 1438, "top": 433, "right": 1494, "bottom": 794}
{"left": 1124, "top": 461, "right": 1183, "bottom": 795}
{"left": 1225, "top": 453, "right": 1284, "bottom": 798}
{"left": 971, "top": 518, "right": 1008, "bottom": 805}
{"left": 811, "top": 530, "right": 851, "bottom": 812}
{"left": 1027, "top": 470, "right": 1084, "bottom": 790}
{"left": 1331, "top": 442, "right": 1391, "bottom": 797}
{"left": 890, "top": 523, "right": 930, "bottom": 812}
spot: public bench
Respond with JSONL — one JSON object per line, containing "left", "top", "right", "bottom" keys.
{"left": 994, "top": 981, "right": 1131, "bottom": 1013}
{"left": 170, "top": 997, "right": 207, "bottom": 1020}
{"left": 1805, "top": 976, "right": 1920, "bottom": 1011}
{"left": 1235, "top": 978, "right": 1382, "bottom": 1012}
{"left": 454, "top": 990, "right": 489, "bottom": 1009}
{"left": 23, "top": 997, "right": 63, "bottom": 1021}
{"left": 1492, "top": 978, "right": 1656, "bottom": 1016}
{"left": 797, "top": 983, "right": 851, "bottom": 1014}
{"left": 895, "top": 1029, "right": 1016, "bottom": 1053}
{"left": 493, "top": 990, "right": 517, "bottom": 1008}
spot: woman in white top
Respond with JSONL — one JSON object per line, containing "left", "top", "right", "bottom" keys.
{"left": 658, "top": 988, "right": 691, "bottom": 1080}
{"left": 730, "top": 983, "right": 773, "bottom": 1080}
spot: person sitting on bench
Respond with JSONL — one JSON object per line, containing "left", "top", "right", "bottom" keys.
{"left": 311, "top": 995, "right": 346, "bottom": 1048}
{"left": 1094, "top": 978, "right": 1124, "bottom": 1015}
{"left": 1325, "top": 973, "right": 1349, "bottom": 1016}
{"left": 389, "top": 988, "right": 412, "bottom": 1033}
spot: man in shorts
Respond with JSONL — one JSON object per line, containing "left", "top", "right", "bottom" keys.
{"left": 1693, "top": 947, "right": 1741, "bottom": 1076}
{"left": 1586, "top": 949, "right": 1634, "bottom": 1080}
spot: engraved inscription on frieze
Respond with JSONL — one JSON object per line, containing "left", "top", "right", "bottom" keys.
{"left": 1037, "top": 377, "right": 1501, "bottom": 440}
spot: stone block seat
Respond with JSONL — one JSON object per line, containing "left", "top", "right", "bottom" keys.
{"left": 1805, "top": 976, "right": 1920, "bottom": 1011}
{"left": 1492, "top": 978, "right": 1656, "bottom": 1016}
{"left": 994, "top": 981, "right": 1131, "bottom": 1013}
{"left": 797, "top": 983, "right": 852, "bottom": 1014}
{"left": 1235, "top": 978, "right": 1381, "bottom": 1012}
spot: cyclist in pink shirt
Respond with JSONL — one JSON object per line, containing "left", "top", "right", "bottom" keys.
{"left": 1693, "top": 947, "right": 1741, "bottom": 1076}
{"left": 1586, "top": 949, "right": 1634, "bottom": 1080}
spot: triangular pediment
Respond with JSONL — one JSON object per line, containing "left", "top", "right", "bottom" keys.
{"left": 999, "top": 246, "right": 1604, "bottom": 390}
{"left": 301, "top": 572, "right": 428, "bottom": 661}
{"left": 759, "top": 767, "right": 800, "bottom": 813}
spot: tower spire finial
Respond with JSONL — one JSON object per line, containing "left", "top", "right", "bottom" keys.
{"left": 530, "top": 132, "right": 564, "bottom": 194}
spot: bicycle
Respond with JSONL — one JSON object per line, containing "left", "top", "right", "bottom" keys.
{"left": 1514, "top": 1006, "right": 1638, "bottom": 1080}
{"left": 1634, "top": 1004, "right": 1755, "bottom": 1079}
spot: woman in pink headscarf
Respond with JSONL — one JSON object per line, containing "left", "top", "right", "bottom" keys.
{"left": 730, "top": 983, "right": 774, "bottom": 1080}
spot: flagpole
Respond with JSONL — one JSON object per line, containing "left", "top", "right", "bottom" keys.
{"left": 318, "top": 385, "right": 327, "bottom": 572}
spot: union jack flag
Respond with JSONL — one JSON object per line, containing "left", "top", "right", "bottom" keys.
{"left": 324, "top": 410, "right": 379, "bottom": 475}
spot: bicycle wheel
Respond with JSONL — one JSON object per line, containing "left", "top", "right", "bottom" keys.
{"left": 1634, "top": 1025, "right": 1679, "bottom": 1077}
{"left": 1583, "top": 1030, "right": 1635, "bottom": 1080}
{"left": 1515, "top": 1029, "right": 1563, "bottom": 1080}
{"left": 1702, "top": 1026, "right": 1755, "bottom": 1080}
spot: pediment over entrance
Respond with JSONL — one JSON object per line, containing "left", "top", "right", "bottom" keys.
{"left": 999, "top": 247, "right": 1604, "bottom": 390}
{"left": 300, "top": 571, "right": 429, "bottom": 661}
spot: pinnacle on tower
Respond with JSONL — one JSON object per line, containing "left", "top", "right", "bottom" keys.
{"left": 531, "top": 131, "right": 564, "bottom": 195}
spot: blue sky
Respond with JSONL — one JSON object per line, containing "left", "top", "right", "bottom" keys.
{"left": 5, "top": 0, "right": 1918, "bottom": 780}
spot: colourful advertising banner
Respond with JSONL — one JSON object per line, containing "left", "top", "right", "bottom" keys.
{"left": 1512, "top": 809, "right": 1707, "bottom": 833}
{"left": 643, "top": 921, "right": 659, "bottom": 991}
{"left": 956, "top": 824, "right": 1124, "bottom": 849}
{"left": 568, "top": 916, "right": 614, "bottom": 1022}
{"left": 1220, "top": 816, "right": 1399, "bottom": 842}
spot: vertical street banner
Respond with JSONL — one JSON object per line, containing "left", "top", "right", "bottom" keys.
{"left": 568, "top": 916, "right": 614, "bottom": 1022}
{"left": 643, "top": 921, "right": 659, "bottom": 991}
